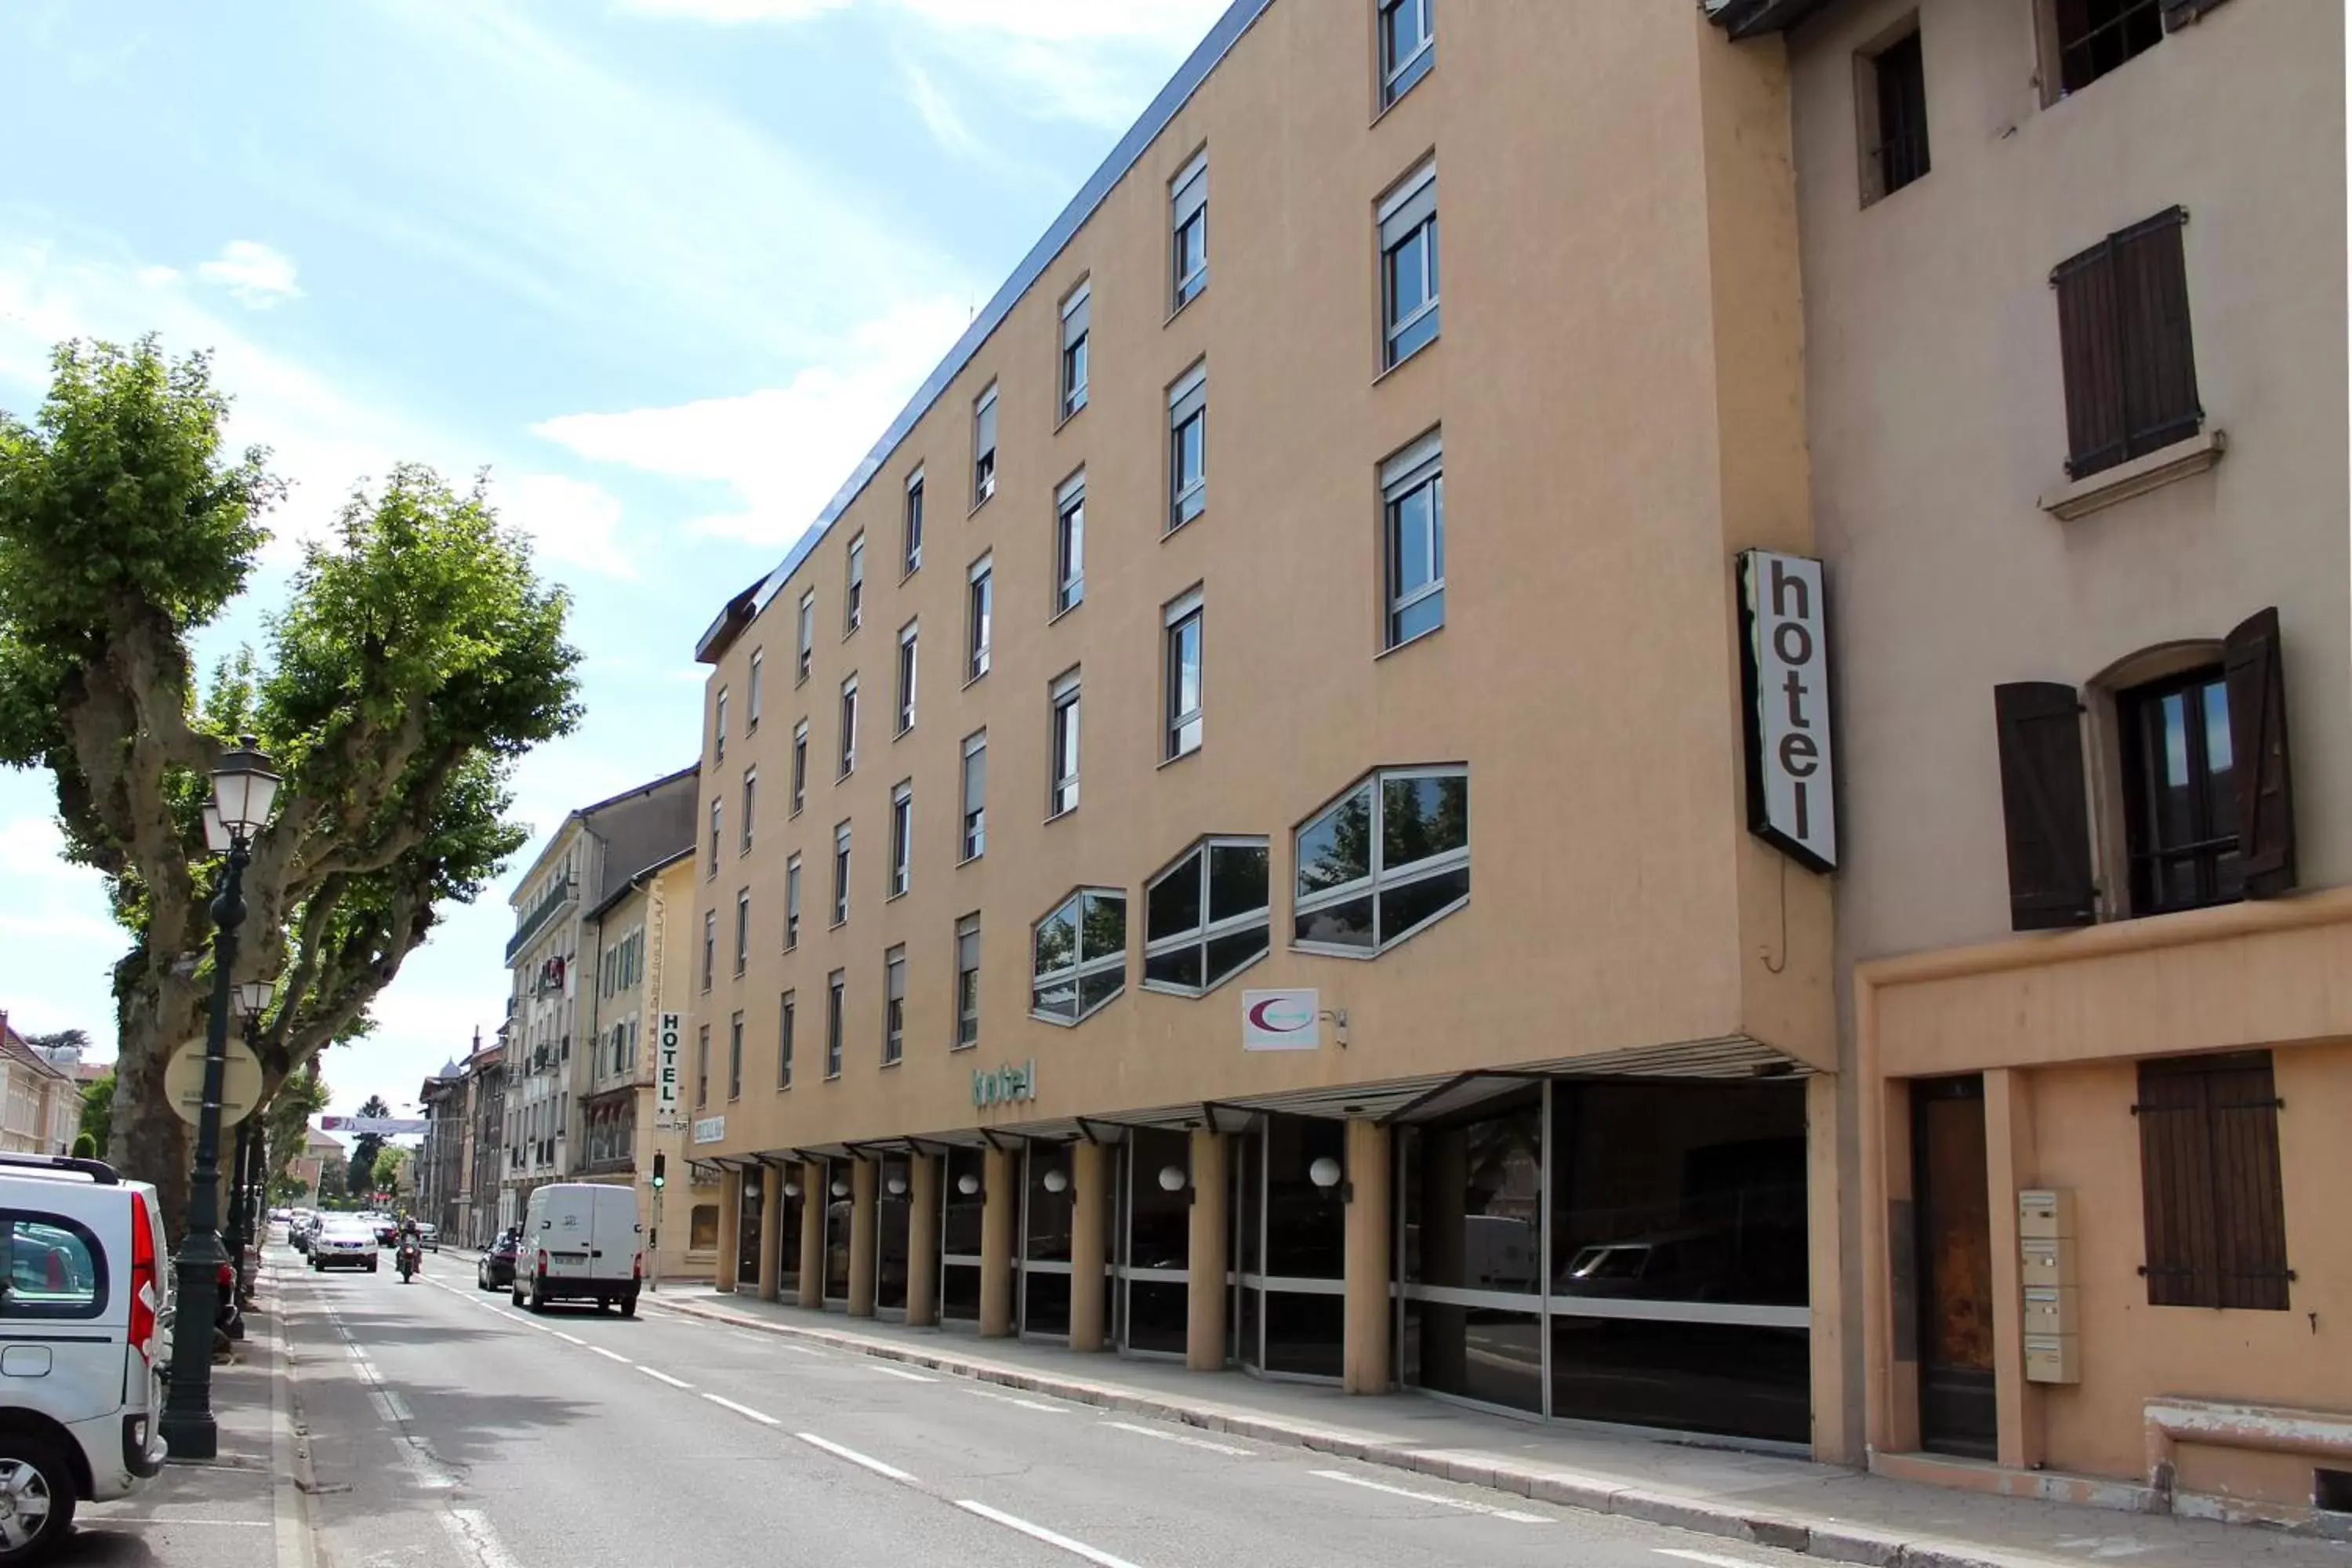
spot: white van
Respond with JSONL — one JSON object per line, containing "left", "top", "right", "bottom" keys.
{"left": 0, "top": 1153, "right": 170, "bottom": 1560}
{"left": 515, "top": 1185, "right": 643, "bottom": 1316}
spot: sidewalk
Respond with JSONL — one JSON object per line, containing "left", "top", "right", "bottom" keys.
{"left": 657, "top": 1284, "right": 2352, "bottom": 1568}
{"left": 67, "top": 1276, "right": 310, "bottom": 1568}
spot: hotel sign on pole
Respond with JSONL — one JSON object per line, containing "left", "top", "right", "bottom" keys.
{"left": 655, "top": 1012, "right": 682, "bottom": 1113}
{"left": 1738, "top": 550, "right": 1837, "bottom": 873}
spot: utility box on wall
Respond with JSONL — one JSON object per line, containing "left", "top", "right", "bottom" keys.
{"left": 2019, "top": 1188, "right": 2081, "bottom": 1385}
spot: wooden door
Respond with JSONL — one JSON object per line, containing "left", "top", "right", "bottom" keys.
{"left": 1913, "top": 1077, "right": 1996, "bottom": 1457}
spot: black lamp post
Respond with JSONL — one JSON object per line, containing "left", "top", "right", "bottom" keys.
{"left": 160, "top": 739, "right": 280, "bottom": 1462}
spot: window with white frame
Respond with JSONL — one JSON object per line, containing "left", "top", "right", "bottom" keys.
{"left": 825, "top": 971, "right": 845, "bottom": 1079}
{"left": 708, "top": 799, "right": 722, "bottom": 878}
{"left": 1048, "top": 670, "right": 1081, "bottom": 817}
{"left": 973, "top": 381, "right": 999, "bottom": 506}
{"left": 714, "top": 687, "right": 729, "bottom": 764}
{"left": 954, "top": 913, "right": 981, "bottom": 1048}
{"left": 845, "top": 533, "right": 865, "bottom": 633}
{"left": 838, "top": 673, "right": 858, "bottom": 776}
{"left": 1144, "top": 837, "right": 1269, "bottom": 995}
{"left": 735, "top": 888, "right": 750, "bottom": 975}
{"left": 741, "top": 768, "right": 757, "bottom": 854}
{"left": 1060, "top": 281, "right": 1091, "bottom": 419}
{"left": 778, "top": 989, "right": 795, "bottom": 1089}
{"left": 960, "top": 730, "right": 987, "bottom": 861}
{"left": 1382, "top": 429, "right": 1444, "bottom": 648}
{"left": 883, "top": 945, "right": 907, "bottom": 1065}
{"left": 747, "top": 649, "right": 763, "bottom": 730}
{"left": 895, "top": 620, "right": 918, "bottom": 734}
{"left": 1054, "top": 471, "right": 1085, "bottom": 615}
{"left": 903, "top": 469, "right": 924, "bottom": 575}
{"left": 1168, "top": 363, "right": 1206, "bottom": 532}
{"left": 701, "top": 909, "right": 715, "bottom": 991}
{"left": 831, "top": 820, "right": 851, "bottom": 926}
{"left": 1171, "top": 150, "right": 1207, "bottom": 308}
{"left": 728, "top": 1010, "right": 743, "bottom": 1100}
{"left": 790, "top": 720, "right": 808, "bottom": 815}
{"left": 1294, "top": 765, "right": 1469, "bottom": 954}
{"left": 888, "top": 781, "right": 913, "bottom": 898}
{"left": 797, "top": 590, "right": 815, "bottom": 683}
{"left": 1164, "top": 587, "right": 1203, "bottom": 760}
{"left": 1380, "top": 159, "right": 1439, "bottom": 368}
{"left": 785, "top": 854, "right": 802, "bottom": 950}
{"left": 967, "top": 554, "right": 993, "bottom": 681}
{"left": 1378, "top": 0, "right": 1434, "bottom": 107}
{"left": 1032, "top": 888, "right": 1126, "bottom": 1025}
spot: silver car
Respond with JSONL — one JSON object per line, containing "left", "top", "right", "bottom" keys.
{"left": 309, "top": 1218, "right": 379, "bottom": 1272}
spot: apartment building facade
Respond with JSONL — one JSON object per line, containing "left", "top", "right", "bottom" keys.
{"left": 463, "top": 1040, "right": 508, "bottom": 1248}
{"left": 688, "top": 0, "right": 1847, "bottom": 1454}
{"left": 1721, "top": 0, "right": 2349, "bottom": 1520}
{"left": 418, "top": 1059, "right": 469, "bottom": 1240}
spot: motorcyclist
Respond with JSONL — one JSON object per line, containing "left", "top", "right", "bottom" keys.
{"left": 395, "top": 1217, "right": 423, "bottom": 1281}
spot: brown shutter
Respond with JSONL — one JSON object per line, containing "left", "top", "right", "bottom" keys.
{"left": 1993, "top": 683, "right": 2097, "bottom": 931}
{"left": 2052, "top": 239, "right": 2126, "bottom": 478}
{"left": 2136, "top": 1059, "right": 2214, "bottom": 1308}
{"left": 2224, "top": 607, "right": 2296, "bottom": 898}
{"left": 2206, "top": 1054, "right": 2289, "bottom": 1311}
{"left": 2111, "top": 209, "right": 2201, "bottom": 457}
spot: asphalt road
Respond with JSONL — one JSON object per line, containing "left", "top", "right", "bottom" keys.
{"left": 280, "top": 1244, "right": 1822, "bottom": 1568}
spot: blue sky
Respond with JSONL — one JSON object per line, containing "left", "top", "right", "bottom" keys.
{"left": 0, "top": 0, "right": 1229, "bottom": 1114}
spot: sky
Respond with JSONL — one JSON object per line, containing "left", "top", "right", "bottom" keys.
{"left": 0, "top": 0, "right": 1231, "bottom": 1117}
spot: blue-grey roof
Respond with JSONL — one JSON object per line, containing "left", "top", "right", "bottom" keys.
{"left": 696, "top": 0, "right": 1277, "bottom": 663}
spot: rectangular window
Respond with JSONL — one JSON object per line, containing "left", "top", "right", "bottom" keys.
{"left": 1054, "top": 471, "right": 1086, "bottom": 615}
{"left": 1171, "top": 149, "right": 1208, "bottom": 309}
{"left": 714, "top": 688, "right": 728, "bottom": 764}
{"left": 2137, "top": 1051, "right": 2288, "bottom": 1311}
{"left": 903, "top": 470, "right": 925, "bottom": 575}
{"left": 895, "top": 621, "right": 918, "bottom": 734}
{"left": 2118, "top": 664, "right": 2241, "bottom": 914}
{"left": 1164, "top": 588, "right": 1203, "bottom": 760}
{"left": 838, "top": 674, "right": 858, "bottom": 775}
{"left": 1294, "top": 765, "right": 1470, "bottom": 955}
{"left": 889, "top": 782, "right": 913, "bottom": 898}
{"left": 778, "top": 991, "right": 796, "bottom": 1090}
{"left": 973, "top": 381, "right": 999, "bottom": 506}
{"left": 702, "top": 910, "right": 715, "bottom": 991}
{"left": 2047, "top": 0, "right": 2163, "bottom": 100}
{"left": 1380, "top": 159, "right": 1439, "bottom": 368}
{"left": 883, "top": 946, "right": 907, "bottom": 1065}
{"left": 1060, "top": 281, "right": 1091, "bottom": 419}
{"left": 695, "top": 1023, "right": 710, "bottom": 1108}
{"left": 967, "top": 555, "right": 993, "bottom": 681}
{"left": 826, "top": 971, "right": 845, "bottom": 1079}
{"left": 832, "top": 821, "right": 852, "bottom": 926}
{"left": 1049, "top": 670, "right": 1081, "bottom": 818}
{"left": 2052, "top": 207, "right": 2200, "bottom": 481}
{"left": 735, "top": 889, "right": 750, "bottom": 975}
{"left": 740, "top": 769, "right": 757, "bottom": 854}
{"left": 797, "top": 590, "right": 815, "bottom": 683}
{"left": 960, "top": 730, "right": 987, "bottom": 861}
{"left": 844, "top": 533, "right": 865, "bottom": 633}
{"left": 728, "top": 1010, "right": 744, "bottom": 1101}
{"left": 1382, "top": 430, "right": 1445, "bottom": 648}
{"left": 1168, "top": 363, "right": 1206, "bottom": 532}
{"left": 1378, "top": 0, "right": 1434, "bottom": 106}
{"left": 785, "top": 855, "right": 803, "bottom": 949}
{"left": 790, "top": 720, "right": 808, "bottom": 815}
{"left": 955, "top": 914, "right": 981, "bottom": 1048}
{"left": 1866, "top": 28, "right": 1930, "bottom": 202}
{"left": 747, "top": 650, "right": 763, "bottom": 730}
{"left": 709, "top": 799, "right": 722, "bottom": 877}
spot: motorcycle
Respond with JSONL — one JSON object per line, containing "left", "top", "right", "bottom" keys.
{"left": 396, "top": 1240, "right": 422, "bottom": 1283}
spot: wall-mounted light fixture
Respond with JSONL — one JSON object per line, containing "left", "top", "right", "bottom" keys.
{"left": 957, "top": 1173, "right": 982, "bottom": 1196}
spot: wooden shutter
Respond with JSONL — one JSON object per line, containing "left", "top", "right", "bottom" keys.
{"left": 1993, "top": 683, "right": 2096, "bottom": 931}
{"left": 2207, "top": 1054, "right": 2289, "bottom": 1311}
{"left": 2224, "top": 607, "right": 2296, "bottom": 898}
{"left": 2137, "top": 1052, "right": 2289, "bottom": 1312}
{"left": 2136, "top": 1058, "right": 2214, "bottom": 1307}
{"left": 2052, "top": 238, "right": 2126, "bottom": 478}
{"left": 2111, "top": 209, "right": 2201, "bottom": 457}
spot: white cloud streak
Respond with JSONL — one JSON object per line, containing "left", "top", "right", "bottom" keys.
{"left": 196, "top": 239, "right": 301, "bottom": 307}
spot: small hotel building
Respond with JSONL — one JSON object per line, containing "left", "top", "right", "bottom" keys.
{"left": 687, "top": 0, "right": 1846, "bottom": 1454}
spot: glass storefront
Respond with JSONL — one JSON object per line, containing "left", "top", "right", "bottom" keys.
{"left": 940, "top": 1146, "right": 985, "bottom": 1323}
{"left": 736, "top": 1167, "right": 764, "bottom": 1287}
{"left": 1120, "top": 1127, "right": 1191, "bottom": 1356}
{"left": 1398, "top": 1086, "right": 1546, "bottom": 1414}
{"left": 822, "top": 1160, "right": 851, "bottom": 1303}
{"left": 877, "top": 1153, "right": 911, "bottom": 1314}
{"left": 1022, "top": 1142, "right": 1075, "bottom": 1340}
{"left": 1237, "top": 1113, "right": 1348, "bottom": 1380}
{"left": 775, "top": 1178, "right": 804, "bottom": 1300}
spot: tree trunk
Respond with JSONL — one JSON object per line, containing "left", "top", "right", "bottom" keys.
{"left": 111, "top": 964, "right": 208, "bottom": 1241}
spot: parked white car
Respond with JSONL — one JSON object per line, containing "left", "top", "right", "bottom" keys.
{"left": 517, "top": 1185, "right": 643, "bottom": 1316}
{"left": 0, "top": 1152, "right": 170, "bottom": 1562}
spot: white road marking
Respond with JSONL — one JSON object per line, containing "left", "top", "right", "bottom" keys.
{"left": 867, "top": 1364, "right": 935, "bottom": 1381}
{"left": 774, "top": 1341, "right": 823, "bottom": 1356}
{"left": 1308, "top": 1469, "right": 1552, "bottom": 1524}
{"left": 702, "top": 1392, "right": 782, "bottom": 1426}
{"left": 795, "top": 1432, "right": 916, "bottom": 1483}
{"left": 954, "top": 1501, "right": 1142, "bottom": 1568}
{"left": 637, "top": 1366, "right": 692, "bottom": 1388}
{"left": 1654, "top": 1552, "right": 1766, "bottom": 1568}
{"left": 588, "top": 1345, "right": 632, "bottom": 1364}
{"left": 553, "top": 1331, "right": 586, "bottom": 1345}
{"left": 442, "top": 1506, "right": 526, "bottom": 1568}
{"left": 1102, "top": 1420, "right": 1250, "bottom": 1454}
{"left": 964, "top": 1388, "right": 1070, "bottom": 1414}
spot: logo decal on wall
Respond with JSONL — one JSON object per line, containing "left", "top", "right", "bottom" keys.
{"left": 1242, "top": 989, "right": 1321, "bottom": 1051}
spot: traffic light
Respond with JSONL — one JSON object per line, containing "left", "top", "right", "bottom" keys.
{"left": 650, "top": 1153, "right": 666, "bottom": 1190}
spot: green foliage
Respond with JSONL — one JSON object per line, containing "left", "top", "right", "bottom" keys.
{"left": 77, "top": 1070, "right": 113, "bottom": 1158}
{"left": 350, "top": 1093, "right": 392, "bottom": 1178}
{"left": 26, "top": 1029, "right": 89, "bottom": 1054}
{"left": 266, "top": 1064, "right": 329, "bottom": 1190}
{"left": 373, "top": 1143, "right": 412, "bottom": 1195}
{"left": 345, "top": 1146, "right": 376, "bottom": 1198}
{"left": 71, "top": 1132, "right": 96, "bottom": 1160}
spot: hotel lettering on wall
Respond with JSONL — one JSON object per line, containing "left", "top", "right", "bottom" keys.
{"left": 1738, "top": 550, "right": 1838, "bottom": 873}
{"left": 973, "top": 1060, "right": 1036, "bottom": 1109}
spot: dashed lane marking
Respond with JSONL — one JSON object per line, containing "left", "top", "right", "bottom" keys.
{"left": 964, "top": 1388, "right": 1071, "bottom": 1414}
{"left": 701, "top": 1392, "right": 782, "bottom": 1426}
{"left": 1102, "top": 1421, "right": 1250, "bottom": 1455}
{"left": 1654, "top": 1552, "right": 1767, "bottom": 1568}
{"left": 795, "top": 1432, "right": 916, "bottom": 1483}
{"left": 588, "top": 1345, "right": 631, "bottom": 1364}
{"left": 637, "top": 1366, "right": 692, "bottom": 1389}
{"left": 953, "top": 1501, "right": 1143, "bottom": 1568}
{"left": 867, "top": 1364, "right": 936, "bottom": 1382}
{"left": 1308, "top": 1469, "right": 1553, "bottom": 1524}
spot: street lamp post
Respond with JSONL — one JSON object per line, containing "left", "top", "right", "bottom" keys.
{"left": 159, "top": 739, "right": 280, "bottom": 1463}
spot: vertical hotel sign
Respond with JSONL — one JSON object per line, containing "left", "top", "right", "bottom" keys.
{"left": 1738, "top": 550, "right": 1837, "bottom": 873}
{"left": 655, "top": 1012, "right": 682, "bottom": 1114}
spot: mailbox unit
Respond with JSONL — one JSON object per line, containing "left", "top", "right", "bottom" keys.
{"left": 2018, "top": 1188, "right": 2080, "bottom": 1385}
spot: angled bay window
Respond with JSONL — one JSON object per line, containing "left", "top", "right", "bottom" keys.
{"left": 1380, "top": 159, "right": 1439, "bottom": 368}
{"left": 1294, "top": 765, "right": 1469, "bottom": 955}
{"left": 1171, "top": 149, "right": 1207, "bottom": 309}
{"left": 1382, "top": 430, "right": 1444, "bottom": 648}
{"left": 1032, "top": 888, "right": 1127, "bottom": 1025}
{"left": 1054, "top": 471, "right": 1086, "bottom": 615}
{"left": 1144, "top": 837, "right": 1269, "bottom": 996}
{"left": 1167, "top": 363, "right": 1207, "bottom": 532}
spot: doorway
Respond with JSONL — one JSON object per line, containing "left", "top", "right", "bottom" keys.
{"left": 1912, "top": 1076, "right": 1996, "bottom": 1458}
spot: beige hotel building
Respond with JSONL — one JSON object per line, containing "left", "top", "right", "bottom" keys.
{"left": 680, "top": 0, "right": 2348, "bottom": 1508}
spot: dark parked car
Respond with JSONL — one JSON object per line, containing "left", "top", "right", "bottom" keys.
{"left": 477, "top": 1231, "right": 519, "bottom": 1291}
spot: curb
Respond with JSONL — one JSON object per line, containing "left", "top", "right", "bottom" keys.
{"left": 655, "top": 1295, "right": 2075, "bottom": 1568}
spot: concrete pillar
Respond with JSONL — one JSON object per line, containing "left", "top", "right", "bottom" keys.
{"left": 1806, "top": 1073, "right": 1853, "bottom": 1462}
{"left": 1985, "top": 1069, "right": 2043, "bottom": 1471}
{"left": 756, "top": 1163, "right": 783, "bottom": 1302}
{"left": 1341, "top": 1120, "right": 1392, "bottom": 1394}
{"left": 848, "top": 1157, "right": 879, "bottom": 1317}
{"left": 979, "top": 1145, "right": 1016, "bottom": 1338}
{"left": 1186, "top": 1128, "right": 1228, "bottom": 1372}
{"left": 906, "top": 1153, "right": 940, "bottom": 1328}
{"left": 714, "top": 1165, "right": 743, "bottom": 1294}
{"left": 1069, "top": 1140, "right": 1109, "bottom": 1352}
{"left": 796, "top": 1160, "right": 824, "bottom": 1308}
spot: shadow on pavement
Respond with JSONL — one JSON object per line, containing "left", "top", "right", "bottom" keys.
{"left": 50, "top": 1530, "right": 165, "bottom": 1566}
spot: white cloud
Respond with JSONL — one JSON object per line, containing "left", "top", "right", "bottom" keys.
{"left": 489, "top": 472, "right": 638, "bottom": 583}
{"left": 532, "top": 295, "right": 969, "bottom": 549}
{"left": 614, "top": 0, "right": 1222, "bottom": 45}
{"left": 196, "top": 239, "right": 301, "bottom": 308}
{"left": 904, "top": 60, "right": 985, "bottom": 162}
{"left": 0, "top": 814, "right": 77, "bottom": 882}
